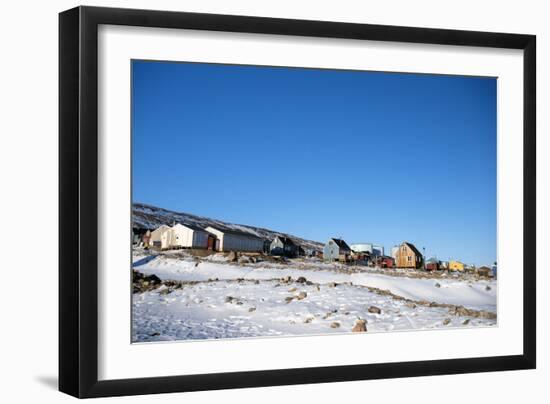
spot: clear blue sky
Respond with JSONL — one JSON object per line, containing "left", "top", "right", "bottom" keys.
{"left": 132, "top": 60, "right": 496, "bottom": 266}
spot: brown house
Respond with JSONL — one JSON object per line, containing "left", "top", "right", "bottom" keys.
{"left": 476, "top": 266, "right": 492, "bottom": 277}
{"left": 395, "top": 242, "right": 423, "bottom": 269}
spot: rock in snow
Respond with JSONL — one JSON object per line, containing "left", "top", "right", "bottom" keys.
{"left": 352, "top": 319, "right": 367, "bottom": 332}
{"left": 368, "top": 306, "right": 382, "bottom": 314}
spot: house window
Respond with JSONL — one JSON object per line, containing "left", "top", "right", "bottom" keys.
{"left": 407, "top": 256, "right": 412, "bottom": 262}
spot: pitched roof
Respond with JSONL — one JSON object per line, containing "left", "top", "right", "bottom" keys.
{"left": 206, "top": 225, "right": 263, "bottom": 240}
{"left": 330, "top": 238, "right": 351, "bottom": 251}
{"left": 275, "top": 236, "right": 297, "bottom": 246}
{"left": 173, "top": 222, "right": 207, "bottom": 232}
{"left": 403, "top": 242, "right": 423, "bottom": 256}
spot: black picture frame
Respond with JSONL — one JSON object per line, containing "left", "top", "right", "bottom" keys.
{"left": 59, "top": 5, "right": 536, "bottom": 398}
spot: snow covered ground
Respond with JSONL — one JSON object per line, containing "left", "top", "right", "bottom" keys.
{"left": 132, "top": 251, "right": 497, "bottom": 342}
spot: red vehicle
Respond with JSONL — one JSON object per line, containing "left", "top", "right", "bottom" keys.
{"left": 378, "top": 256, "right": 395, "bottom": 268}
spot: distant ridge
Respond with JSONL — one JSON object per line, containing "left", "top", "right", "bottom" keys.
{"left": 132, "top": 203, "right": 324, "bottom": 251}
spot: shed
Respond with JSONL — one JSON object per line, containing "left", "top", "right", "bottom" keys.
{"left": 270, "top": 236, "right": 299, "bottom": 258}
{"left": 323, "top": 238, "right": 352, "bottom": 262}
{"left": 205, "top": 226, "right": 264, "bottom": 252}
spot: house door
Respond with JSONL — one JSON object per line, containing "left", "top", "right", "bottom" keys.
{"left": 207, "top": 235, "right": 216, "bottom": 250}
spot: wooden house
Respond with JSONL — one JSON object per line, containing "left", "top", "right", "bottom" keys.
{"left": 323, "top": 238, "right": 352, "bottom": 262}
{"left": 395, "top": 242, "right": 423, "bottom": 269}
{"left": 205, "top": 226, "right": 264, "bottom": 252}
{"left": 270, "top": 236, "right": 299, "bottom": 258}
{"left": 391, "top": 246, "right": 399, "bottom": 263}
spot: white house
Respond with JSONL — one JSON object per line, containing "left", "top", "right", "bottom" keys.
{"left": 170, "top": 223, "right": 210, "bottom": 249}
{"left": 205, "top": 226, "right": 264, "bottom": 252}
{"left": 150, "top": 225, "right": 173, "bottom": 249}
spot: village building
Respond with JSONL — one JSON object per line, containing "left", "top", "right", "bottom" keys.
{"left": 205, "top": 226, "right": 264, "bottom": 252}
{"left": 476, "top": 265, "right": 493, "bottom": 277}
{"left": 149, "top": 225, "right": 173, "bottom": 249}
{"left": 439, "top": 260, "right": 449, "bottom": 270}
{"left": 170, "top": 223, "right": 210, "bottom": 249}
{"left": 350, "top": 243, "right": 384, "bottom": 257}
{"left": 270, "top": 236, "right": 299, "bottom": 258}
{"left": 395, "top": 242, "right": 423, "bottom": 269}
{"left": 425, "top": 257, "right": 440, "bottom": 271}
{"left": 449, "top": 260, "right": 465, "bottom": 271}
{"left": 323, "top": 238, "right": 352, "bottom": 262}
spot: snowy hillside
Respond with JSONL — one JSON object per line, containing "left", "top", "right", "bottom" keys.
{"left": 132, "top": 250, "right": 497, "bottom": 342}
{"left": 133, "top": 202, "right": 324, "bottom": 251}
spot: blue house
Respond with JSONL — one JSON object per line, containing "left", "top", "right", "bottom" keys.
{"left": 323, "top": 238, "right": 352, "bottom": 262}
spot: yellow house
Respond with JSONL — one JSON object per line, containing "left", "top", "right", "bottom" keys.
{"left": 449, "top": 260, "right": 465, "bottom": 271}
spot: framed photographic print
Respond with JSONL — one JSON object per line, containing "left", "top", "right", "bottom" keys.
{"left": 59, "top": 6, "right": 536, "bottom": 398}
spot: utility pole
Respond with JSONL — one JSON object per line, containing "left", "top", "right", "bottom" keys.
{"left": 422, "top": 246, "right": 426, "bottom": 270}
